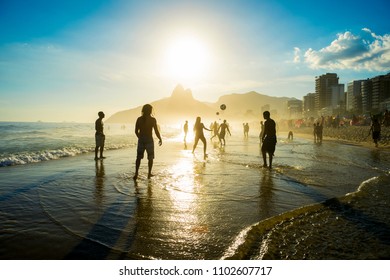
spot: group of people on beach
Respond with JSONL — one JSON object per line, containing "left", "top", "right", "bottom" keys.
{"left": 94, "top": 105, "right": 278, "bottom": 180}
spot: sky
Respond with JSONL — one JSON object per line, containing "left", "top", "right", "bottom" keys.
{"left": 1, "top": 0, "right": 389, "bottom": 122}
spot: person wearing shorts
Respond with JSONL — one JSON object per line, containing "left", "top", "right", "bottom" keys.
{"left": 261, "top": 111, "right": 277, "bottom": 169}
{"left": 133, "top": 104, "right": 162, "bottom": 180}
{"left": 95, "top": 111, "right": 105, "bottom": 160}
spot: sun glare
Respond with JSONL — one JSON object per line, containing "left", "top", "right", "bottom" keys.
{"left": 163, "top": 36, "right": 211, "bottom": 84}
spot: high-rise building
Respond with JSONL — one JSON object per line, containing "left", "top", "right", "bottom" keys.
{"left": 362, "top": 79, "right": 373, "bottom": 113}
{"left": 361, "top": 73, "right": 390, "bottom": 113}
{"left": 315, "top": 73, "right": 339, "bottom": 111}
{"left": 347, "top": 80, "right": 363, "bottom": 113}
{"left": 303, "top": 93, "right": 316, "bottom": 117}
{"left": 287, "top": 99, "right": 303, "bottom": 118}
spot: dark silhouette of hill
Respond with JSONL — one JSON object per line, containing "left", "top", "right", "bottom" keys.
{"left": 106, "top": 84, "right": 215, "bottom": 124}
{"left": 106, "top": 85, "right": 294, "bottom": 124}
{"left": 215, "top": 91, "right": 291, "bottom": 119}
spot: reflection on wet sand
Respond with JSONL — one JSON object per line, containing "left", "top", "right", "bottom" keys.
{"left": 259, "top": 169, "right": 275, "bottom": 219}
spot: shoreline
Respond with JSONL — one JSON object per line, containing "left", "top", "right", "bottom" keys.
{"left": 280, "top": 125, "right": 390, "bottom": 150}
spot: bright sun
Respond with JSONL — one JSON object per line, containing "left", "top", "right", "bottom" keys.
{"left": 163, "top": 36, "right": 210, "bottom": 83}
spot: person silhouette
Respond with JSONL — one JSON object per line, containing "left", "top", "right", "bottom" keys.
{"left": 183, "top": 120, "right": 189, "bottom": 143}
{"left": 192, "top": 116, "right": 211, "bottom": 160}
{"left": 210, "top": 121, "right": 219, "bottom": 141}
{"left": 133, "top": 104, "right": 162, "bottom": 180}
{"left": 218, "top": 120, "right": 231, "bottom": 146}
{"left": 94, "top": 111, "right": 105, "bottom": 160}
{"left": 370, "top": 116, "right": 381, "bottom": 147}
{"left": 261, "top": 111, "right": 277, "bottom": 169}
{"left": 244, "top": 123, "right": 249, "bottom": 138}
{"left": 259, "top": 121, "right": 264, "bottom": 143}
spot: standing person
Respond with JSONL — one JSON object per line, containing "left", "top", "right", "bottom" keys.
{"left": 261, "top": 111, "right": 277, "bottom": 169}
{"left": 370, "top": 116, "right": 381, "bottom": 147}
{"left": 183, "top": 120, "right": 189, "bottom": 143}
{"left": 218, "top": 119, "right": 231, "bottom": 146}
{"left": 259, "top": 121, "right": 264, "bottom": 143}
{"left": 192, "top": 116, "right": 211, "bottom": 160}
{"left": 133, "top": 104, "right": 162, "bottom": 180}
{"left": 95, "top": 111, "right": 105, "bottom": 160}
{"left": 244, "top": 123, "right": 249, "bottom": 138}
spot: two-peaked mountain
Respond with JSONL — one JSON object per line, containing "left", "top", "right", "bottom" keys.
{"left": 106, "top": 85, "right": 293, "bottom": 124}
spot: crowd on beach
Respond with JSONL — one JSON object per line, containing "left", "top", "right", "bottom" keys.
{"left": 280, "top": 109, "right": 390, "bottom": 147}
{"left": 94, "top": 105, "right": 390, "bottom": 180}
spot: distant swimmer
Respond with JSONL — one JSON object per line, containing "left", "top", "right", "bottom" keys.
{"left": 261, "top": 111, "right": 277, "bottom": 169}
{"left": 95, "top": 111, "right": 105, "bottom": 160}
{"left": 192, "top": 116, "right": 212, "bottom": 160}
{"left": 218, "top": 120, "right": 231, "bottom": 146}
{"left": 133, "top": 104, "right": 162, "bottom": 180}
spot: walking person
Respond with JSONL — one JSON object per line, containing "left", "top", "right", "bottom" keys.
{"left": 192, "top": 116, "right": 211, "bottom": 160}
{"left": 370, "top": 116, "right": 381, "bottom": 147}
{"left": 261, "top": 111, "right": 277, "bottom": 169}
{"left": 210, "top": 121, "right": 219, "bottom": 141}
{"left": 133, "top": 104, "right": 162, "bottom": 180}
{"left": 95, "top": 111, "right": 106, "bottom": 160}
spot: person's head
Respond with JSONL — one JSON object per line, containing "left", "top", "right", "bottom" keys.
{"left": 98, "top": 111, "right": 105, "bottom": 118}
{"left": 195, "top": 116, "right": 201, "bottom": 124}
{"left": 141, "top": 104, "right": 153, "bottom": 116}
{"left": 263, "top": 111, "right": 270, "bottom": 120}
{"left": 224, "top": 119, "right": 227, "bottom": 123}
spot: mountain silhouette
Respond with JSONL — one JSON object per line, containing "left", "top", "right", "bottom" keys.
{"left": 106, "top": 85, "right": 293, "bottom": 124}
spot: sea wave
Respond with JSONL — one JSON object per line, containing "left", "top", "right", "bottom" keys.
{"left": 0, "top": 144, "right": 133, "bottom": 167}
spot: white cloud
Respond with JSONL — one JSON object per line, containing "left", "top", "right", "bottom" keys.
{"left": 293, "top": 47, "right": 301, "bottom": 63}
{"left": 295, "top": 29, "right": 390, "bottom": 71}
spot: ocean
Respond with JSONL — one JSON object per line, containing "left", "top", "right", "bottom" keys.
{"left": 0, "top": 121, "right": 389, "bottom": 259}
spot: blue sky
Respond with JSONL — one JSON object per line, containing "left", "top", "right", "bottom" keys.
{"left": 1, "top": 0, "right": 389, "bottom": 122}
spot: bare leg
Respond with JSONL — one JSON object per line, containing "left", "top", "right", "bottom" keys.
{"left": 192, "top": 137, "right": 199, "bottom": 153}
{"left": 148, "top": 159, "right": 154, "bottom": 178}
{"left": 262, "top": 150, "right": 267, "bottom": 167}
{"left": 95, "top": 147, "right": 99, "bottom": 160}
{"left": 202, "top": 138, "right": 207, "bottom": 159}
{"left": 133, "top": 158, "right": 141, "bottom": 180}
{"left": 99, "top": 146, "right": 105, "bottom": 158}
{"left": 269, "top": 153, "right": 273, "bottom": 169}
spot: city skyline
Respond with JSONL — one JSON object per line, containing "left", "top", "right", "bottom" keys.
{"left": 1, "top": 0, "right": 389, "bottom": 122}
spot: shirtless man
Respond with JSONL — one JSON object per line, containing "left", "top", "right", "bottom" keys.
{"left": 218, "top": 120, "right": 231, "bottom": 146}
{"left": 261, "top": 111, "right": 277, "bottom": 169}
{"left": 95, "top": 111, "right": 105, "bottom": 160}
{"left": 133, "top": 104, "right": 162, "bottom": 180}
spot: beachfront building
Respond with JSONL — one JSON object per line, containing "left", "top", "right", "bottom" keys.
{"left": 315, "top": 73, "right": 340, "bottom": 112}
{"left": 303, "top": 93, "right": 316, "bottom": 117}
{"left": 287, "top": 99, "right": 303, "bottom": 118}
{"left": 362, "top": 73, "right": 390, "bottom": 114}
{"left": 331, "top": 84, "right": 346, "bottom": 114}
{"left": 347, "top": 80, "right": 363, "bottom": 114}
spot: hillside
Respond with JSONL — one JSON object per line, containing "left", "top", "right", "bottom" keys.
{"left": 106, "top": 85, "right": 295, "bottom": 125}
